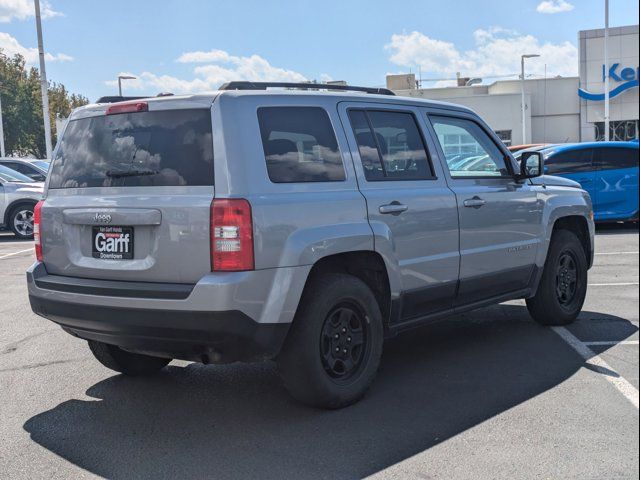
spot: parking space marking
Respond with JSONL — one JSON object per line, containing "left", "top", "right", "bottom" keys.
{"left": 595, "top": 251, "right": 639, "bottom": 255}
{"left": 588, "top": 282, "right": 639, "bottom": 286}
{"left": 0, "top": 248, "right": 33, "bottom": 260}
{"left": 553, "top": 326, "right": 639, "bottom": 409}
{"left": 583, "top": 340, "right": 639, "bottom": 346}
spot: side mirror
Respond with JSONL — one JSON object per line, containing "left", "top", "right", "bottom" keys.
{"left": 518, "top": 151, "right": 544, "bottom": 179}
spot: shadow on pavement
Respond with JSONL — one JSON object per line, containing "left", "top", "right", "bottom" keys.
{"left": 0, "top": 233, "right": 31, "bottom": 243}
{"left": 23, "top": 304, "right": 637, "bottom": 479}
{"left": 595, "top": 222, "right": 639, "bottom": 235}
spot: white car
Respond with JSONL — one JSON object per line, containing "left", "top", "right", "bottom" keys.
{"left": 0, "top": 165, "right": 44, "bottom": 239}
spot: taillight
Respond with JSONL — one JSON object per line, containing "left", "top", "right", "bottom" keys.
{"left": 106, "top": 102, "right": 148, "bottom": 115}
{"left": 34, "top": 200, "right": 44, "bottom": 261}
{"left": 210, "top": 199, "right": 254, "bottom": 271}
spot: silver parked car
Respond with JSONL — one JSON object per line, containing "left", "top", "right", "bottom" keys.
{"left": 0, "top": 165, "right": 44, "bottom": 239}
{"left": 27, "top": 83, "right": 594, "bottom": 408}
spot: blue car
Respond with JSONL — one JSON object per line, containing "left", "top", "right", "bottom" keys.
{"left": 540, "top": 142, "right": 639, "bottom": 222}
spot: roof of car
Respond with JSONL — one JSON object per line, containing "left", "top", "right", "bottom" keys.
{"left": 77, "top": 89, "right": 475, "bottom": 117}
{"left": 546, "top": 141, "right": 639, "bottom": 154}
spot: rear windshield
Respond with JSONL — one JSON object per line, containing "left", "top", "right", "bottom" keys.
{"left": 48, "top": 109, "right": 213, "bottom": 188}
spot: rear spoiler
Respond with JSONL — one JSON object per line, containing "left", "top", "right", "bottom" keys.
{"left": 96, "top": 93, "right": 174, "bottom": 104}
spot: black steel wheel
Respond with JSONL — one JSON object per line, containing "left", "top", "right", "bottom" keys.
{"left": 320, "top": 303, "right": 369, "bottom": 382}
{"left": 527, "top": 229, "right": 588, "bottom": 326}
{"left": 277, "top": 273, "right": 383, "bottom": 409}
{"left": 556, "top": 251, "right": 578, "bottom": 306}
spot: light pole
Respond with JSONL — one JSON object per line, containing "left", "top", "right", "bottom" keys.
{"left": 34, "top": 0, "right": 53, "bottom": 159}
{"left": 0, "top": 86, "right": 5, "bottom": 157}
{"left": 604, "top": 0, "right": 610, "bottom": 141}
{"left": 521, "top": 54, "right": 540, "bottom": 145}
{"left": 118, "top": 75, "right": 137, "bottom": 97}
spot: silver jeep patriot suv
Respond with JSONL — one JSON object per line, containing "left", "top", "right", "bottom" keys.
{"left": 27, "top": 82, "right": 594, "bottom": 408}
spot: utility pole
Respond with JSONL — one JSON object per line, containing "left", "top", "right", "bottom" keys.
{"left": 521, "top": 54, "right": 540, "bottom": 145}
{"left": 34, "top": 0, "right": 53, "bottom": 159}
{"left": 0, "top": 87, "right": 5, "bottom": 157}
{"left": 604, "top": 0, "right": 610, "bottom": 141}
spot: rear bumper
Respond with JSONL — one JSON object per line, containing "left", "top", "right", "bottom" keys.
{"left": 28, "top": 294, "right": 289, "bottom": 363}
{"left": 26, "top": 262, "right": 311, "bottom": 362}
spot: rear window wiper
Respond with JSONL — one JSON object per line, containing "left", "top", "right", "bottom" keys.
{"left": 105, "top": 169, "right": 159, "bottom": 178}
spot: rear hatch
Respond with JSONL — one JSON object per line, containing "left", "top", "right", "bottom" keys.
{"left": 41, "top": 99, "right": 215, "bottom": 283}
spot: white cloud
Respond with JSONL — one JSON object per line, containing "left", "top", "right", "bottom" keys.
{"left": 0, "top": 0, "right": 62, "bottom": 22}
{"left": 385, "top": 27, "right": 578, "bottom": 81}
{"left": 536, "top": 0, "right": 574, "bottom": 14}
{"left": 0, "top": 31, "right": 73, "bottom": 63}
{"left": 106, "top": 49, "right": 308, "bottom": 94}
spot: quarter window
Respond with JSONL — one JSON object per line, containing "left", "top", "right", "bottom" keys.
{"left": 348, "top": 109, "right": 434, "bottom": 181}
{"left": 430, "top": 116, "right": 510, "bottom": 178}
{"left": 257, "top": 107, "right": 345, "bottom": 183}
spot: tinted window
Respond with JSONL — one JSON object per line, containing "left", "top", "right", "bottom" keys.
{"left": 349, "top": 110, "right": 384, "bottom": 180}
{"left": 349, "top": 109, "right": 433, "bottom": 181}
{"left": 430, "top": 116, "right": 510, "bottom": 178}
{"left": 2, "top": 162, "right": 31, "bottom": 175}
{"left": 257, "top": 107, "right": 344, "bottom": 183}
{"left": 49, "top": 109, "right": 214, "bottom": 189}
{"left": 0, "top": 165, "right": 34, "bottom": 183}
{"left": 545, "top": 149, "right": 593, "bottom": 175}
{"left": 595, "top": 147, "right": 639, "bottom": 171}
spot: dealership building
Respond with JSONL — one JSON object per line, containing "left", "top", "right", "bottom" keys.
{"left": 388, "top": 24, "right": 639, "bottom": 147}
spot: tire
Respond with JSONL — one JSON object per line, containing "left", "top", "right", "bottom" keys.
{"left": 88, "top": 340, "right": 171, "bottom": 376}
{"left": 8, "top": 203, "right": 36, "bottom": 240}
{"left": 527, "top": 229, "right": 588, "bottom": 326}
{"left": 277, "top": 273, "right": 384, "bottom": 409}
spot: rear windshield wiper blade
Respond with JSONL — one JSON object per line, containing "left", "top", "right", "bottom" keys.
{"left": 105, "top": 169, "right": 159, "bottom": 178}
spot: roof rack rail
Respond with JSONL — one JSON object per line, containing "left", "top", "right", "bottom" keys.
{"left": 219, "top": 81, "right": 395, "bottom": 96}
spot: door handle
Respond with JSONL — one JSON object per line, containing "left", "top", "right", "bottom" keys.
{"left": 463, "top": 196, "right": 486, "bottom": 209}
{"left": 379, "top": 202, "right": 408, "bottom": 215}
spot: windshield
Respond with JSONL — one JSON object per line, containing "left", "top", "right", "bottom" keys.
{"left": 48, "top": 108, "right": 214, "bottom": 188}
{"left": 31, "top": 161, "right": 51, "bottom": 171}
{"left": 0, "top": 165, "right": 34, "bottom": 183}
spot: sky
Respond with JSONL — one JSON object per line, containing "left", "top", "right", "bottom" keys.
{"left": 1, "top": 0, "right": 638, "bottom": 101}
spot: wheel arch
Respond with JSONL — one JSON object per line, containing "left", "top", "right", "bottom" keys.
{"left": 297, "top": 251, "right": 393, "bottom": 328}
{"left": 3, "top": 198, "right": 38, "bottom": 226}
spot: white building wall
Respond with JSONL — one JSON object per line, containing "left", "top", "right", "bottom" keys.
{"left": 579, "top": 25, "right": 639, "bottom": 141}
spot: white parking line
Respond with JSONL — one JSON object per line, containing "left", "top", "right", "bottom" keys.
{"left": 553, "top": 326, "right": 639, "bottom": 409}
{"left": 583, "top": 340, "right": 639, "bottom": 346}
{"left": 595, "top": 251, "right": 639, "bottom": 255}
{"left": 0, "top": 248, "right": 33, "bottom": 260}
{"left": 588, "top": 282, "right": 639, "bottom": 286}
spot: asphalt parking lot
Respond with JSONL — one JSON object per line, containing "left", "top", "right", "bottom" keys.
{"left": 0, "top": 226, "right": 638, "bottom": 480}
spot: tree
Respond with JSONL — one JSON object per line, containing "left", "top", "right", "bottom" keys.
{"left": 0, "top": 49, "right": 88, "bottom": 158}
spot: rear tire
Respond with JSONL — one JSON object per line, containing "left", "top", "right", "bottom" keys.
{"left": 527, "top": 229, "right": 588, "bottom": 326}
{"left": 9, "top": 203, "right": 36, "bottom": 240}
{"left": 88, "top": 340, "right": 171, "bottom": 376}
{"left": 277, "top": 273, "right": 383, "bottom": 409}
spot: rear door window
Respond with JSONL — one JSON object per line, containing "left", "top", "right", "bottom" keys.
{"left": 48, "top": 109, "right": 214, "bottom": 188}
{"left": 545, "top": 149, "right": 593, "bottom": 175}
{"left": 348, "top": 109, "right": 434, "bottom": 181}
{"left": 594, "top": 147, "right": 639, "bottom": 171}
{"left": 257, "top": 107, "right": 345, "bottom": 183}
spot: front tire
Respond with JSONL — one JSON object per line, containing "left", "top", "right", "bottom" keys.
{"left": 88, "top": 340, "right": 171, "bottom": 376}
{"left": 9, "top": 203, "right": 36, "bottom": 239}
{"left": 277, "top": 273, "right": 383, "bottom": 409}
{"left": 527, "top": 229, "right": 588, "bottom": 326}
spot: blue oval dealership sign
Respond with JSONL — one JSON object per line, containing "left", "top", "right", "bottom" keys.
{"left": 579, "top": 63, "right": 640, "bottom": 101}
